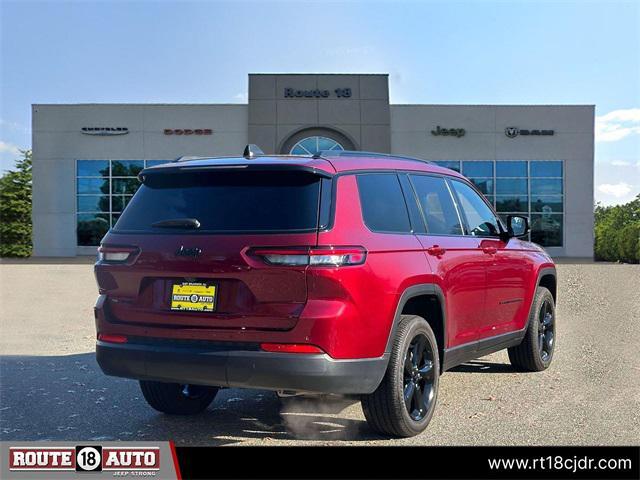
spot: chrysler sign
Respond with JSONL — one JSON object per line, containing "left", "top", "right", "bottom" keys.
{"left": 81, "top": 127, "right": 129, "bottom": 136}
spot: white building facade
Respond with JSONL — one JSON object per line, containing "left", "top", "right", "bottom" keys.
{"left": 32, "top": 74, "right": 594, "bottom": 257}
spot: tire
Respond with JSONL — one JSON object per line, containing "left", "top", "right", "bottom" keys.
{"left": 139, "top": 381, "right": 218, "bottom": 415}
{"left": 361, "top": 314, "right": 439, "bottom": 437}
{"left": 508, "top": 286, "right": 556, "bottom": 372}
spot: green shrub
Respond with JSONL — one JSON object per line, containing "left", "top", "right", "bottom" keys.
{"left": 0, "top": 150, "right": 32, "bottom": 257}
{"left": 594, "top": 194, "right": 640, "bottom": 263}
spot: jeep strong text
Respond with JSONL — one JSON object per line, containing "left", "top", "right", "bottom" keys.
{"left": 94, "top": 147, "right": 557, "bottom": 437}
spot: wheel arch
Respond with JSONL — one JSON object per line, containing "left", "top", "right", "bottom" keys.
{"left": 523, "top": 266, "right": 557, "bottom": 330}
{"left": 385, "top": 284, "right": 447, "bottom": 372}
{"left": 538, "top": 269, "right": 557, "bottom": 302}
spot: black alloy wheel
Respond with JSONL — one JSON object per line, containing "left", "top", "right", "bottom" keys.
{"left": 508, "top": 286, "right": 556, "bottom": 372}
{"left": 538, "top": 299, "right": 555, "bottom": 362}
{"left": 361, "top": 314, "right": 440, "bottom": 437}
{"left": 403, "top": 334, "right": 436, "bottom": 421}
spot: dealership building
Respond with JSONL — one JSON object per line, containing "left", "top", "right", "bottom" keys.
{"left": 32, "top": 73, "right": 595, "bottom": 257}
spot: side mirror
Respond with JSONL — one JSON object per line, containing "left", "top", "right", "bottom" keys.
{"left": 507, "top": 215, "right": 530, "bottom": 238}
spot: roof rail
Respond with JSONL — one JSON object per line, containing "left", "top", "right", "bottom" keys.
{"left": 313, "top": 150, "right": 433, "bottom": 164}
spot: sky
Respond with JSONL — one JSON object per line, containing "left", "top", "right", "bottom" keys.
{"left": 1, "top": 0, "right": 638, "bottom": 205}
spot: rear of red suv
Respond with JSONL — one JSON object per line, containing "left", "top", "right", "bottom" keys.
{"left": 94, "top": 156, "right": 390, "bottom": 407}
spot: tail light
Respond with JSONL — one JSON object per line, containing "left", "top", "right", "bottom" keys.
{"left": 98, "top": 245, "right": 139, "bottom": 264}
{"left": 248, "top": 246, "right": 366, "bottom": 267}
{"left": 260, "top": 343, "right": 324, "bottom": 354}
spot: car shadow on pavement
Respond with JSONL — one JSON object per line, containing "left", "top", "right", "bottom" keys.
{"left": 450, "top": 360, "right": 518, "bottom": 374}
{"left": 0, "top": 353, "right": 385, "bottom": 445}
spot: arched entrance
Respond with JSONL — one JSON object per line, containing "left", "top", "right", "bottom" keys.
{"left": 280, "top": 127, "right": 356, "bottom": 155}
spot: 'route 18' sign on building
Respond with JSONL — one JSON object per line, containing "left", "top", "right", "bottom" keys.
{"left": 284, "top": 87, "right": 352, "bottom": 98}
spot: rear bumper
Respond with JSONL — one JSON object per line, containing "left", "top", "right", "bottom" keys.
{"left": 96, "top": 340, "right": 388, "bottom": 395}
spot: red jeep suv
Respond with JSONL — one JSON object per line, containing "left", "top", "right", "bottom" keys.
{"left": 94, "top": 147, "right": 557, "bottom": 437}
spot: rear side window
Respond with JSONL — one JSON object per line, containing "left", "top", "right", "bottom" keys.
{"left": 357, "top": 173, "right": 411, "bottom": 233}
{"left": 114, "top": 171, "right": 321, "bottom": 233}
{"left": 409, "top": 175, "right": 463, "bottom": 235}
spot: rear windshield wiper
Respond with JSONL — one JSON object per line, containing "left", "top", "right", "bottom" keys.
{"left": 151, "top": 218, "right": 201, "bottom": 229}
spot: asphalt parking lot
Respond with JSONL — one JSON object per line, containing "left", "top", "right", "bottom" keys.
{"left": 0, "top": 260, "right": 638, "bottom": 445}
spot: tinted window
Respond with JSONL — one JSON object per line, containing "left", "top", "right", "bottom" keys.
{"left": 115, "top": 171, "right": 321, "bottom": 232}
{"left": 468, "top": 178, "right": 494, "bottom": 195}
{"left": 410, "top": 175, "right": 463, "bottom": 235}
{"left": 462, "top": 161, "right": 493, "bottom": 177}
{"left": 531, "top": 178, "right": 563, "bottom": 195}
{"left": 496, "top": 178, "right": 528, "bottom": 194}
{"left": 77, "top": 160, "right": 109, "bottom": 177}
{"left": 111, "top": 160, "right": 144, "bottom": 176}
{"left": 531, "top": 214, "right": 563, "bottom": 246}
{"left": 433, "top": 161, "right": 461, "bottom": 173}
{"left": 451, "top": 180, "right": 500, "bottom": 237}
{"left": 496, "top": 161, "right": 527, "bottom": 177}
{"left": 531, "top": 161, "right": 562, "bottom": 177}
{"left": 357, "top": 174, "right": 411, "bottom": 233}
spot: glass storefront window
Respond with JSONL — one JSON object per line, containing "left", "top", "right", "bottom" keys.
{"left": 532, "top": 195, "right": 563, "bottom": 213}
{"left": 76, "top": 159, "right": 167, "bottom": 246}
{"left": 462, "top": 161, "right": 493, "bottom": 177}
{"left": 431, "top": 160, "right": 564, "bottom": 247}
{"left": 112, "top": 178, "right": 141, "bottom": 195}
{"left": 531, "top": 178, "right": 563, "bottom": 195}
{"left": 111, "top": 160, "right": 144, "bottom": 176}
{"left": 531, "top": 161, "right": 562, "bottom": 177}
{"left": 290, "top": 136, "right": 344, "bottom": 155}
{"left": 495, "top": 195, "right": 529, "bottom": 213}
{"left": 496, "top": 161, "right": 527, "bottom": 177}
{"left": 468, "top": 178, "right": 494, "bottom": 195}
{"left": 531, "top": 214, "right": 563, "bottom": 247}
{"left": 496, "top": 178, "right": 528, "bottom": 195}
{"left": 77, "top": 195, "right": 109, "bottom": 213}
{"left": 433, "top": 161, "right": 461, "bottom": 172}
{"left": 76, "top": 178, "right": 108, "bottom": 195}
{"left": 77, "top": 213, "right": 110, "bottom": 247}
{"left": 77, "top": 160, "right": 109, "bottom": 177}
{"left": 145, "top": 160, "right": 171, "bottom": 168}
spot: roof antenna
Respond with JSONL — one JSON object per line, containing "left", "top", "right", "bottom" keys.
{"left": 243, "top": 144, "right": 264, "bottom": 159}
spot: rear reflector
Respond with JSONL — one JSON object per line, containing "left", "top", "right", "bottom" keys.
{"left": 97, "top": 333, "right": 128, "bottom": 344}
{"left": 249, "top": 246, "right": 366, "bottom": 267}
{"left": 260, "top": 343, "right": 324, "bottom": 354}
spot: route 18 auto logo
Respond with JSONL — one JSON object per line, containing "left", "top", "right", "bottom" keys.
{"left": 9, "top": 445, "right": 160, "bottom": 474}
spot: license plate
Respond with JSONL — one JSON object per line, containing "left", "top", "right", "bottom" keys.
{"left": 170, "top": 282, "right": 216, "bottom": 312}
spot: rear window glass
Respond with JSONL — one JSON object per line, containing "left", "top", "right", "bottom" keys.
{"left": 357, "top": 173, "right": 411, "bottom": 233}
{"left": 114, "top": 171, "right": 321, "bottom": 233}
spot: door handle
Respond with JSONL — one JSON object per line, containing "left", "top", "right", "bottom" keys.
{"left": 427, "top": 245, "right": 446, "bottom": 256}
{"left": 482, "top": 246, "right": 497, "bottom": 255}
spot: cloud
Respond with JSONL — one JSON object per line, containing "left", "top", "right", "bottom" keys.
{"left": 597, "top": 182, "right": 633, "bottom": 198}
{"left": 595, "top": 108, "right": 640, "bottom": 142}
{"left": 0, "top": 140, "right": 21, "bottom": 156}
{"left": 0, "top": 119, "right": 29, "bottom": 134}
{"left": 610, "top": 160, "right": 631, "bottom": 166}
{"left": 233, "top": 92, "right": 248, "bottom": 103}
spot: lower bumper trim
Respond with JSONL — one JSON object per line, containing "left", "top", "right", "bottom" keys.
{"left": 96, "top": 341, "right": 388, "bottom": 395}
